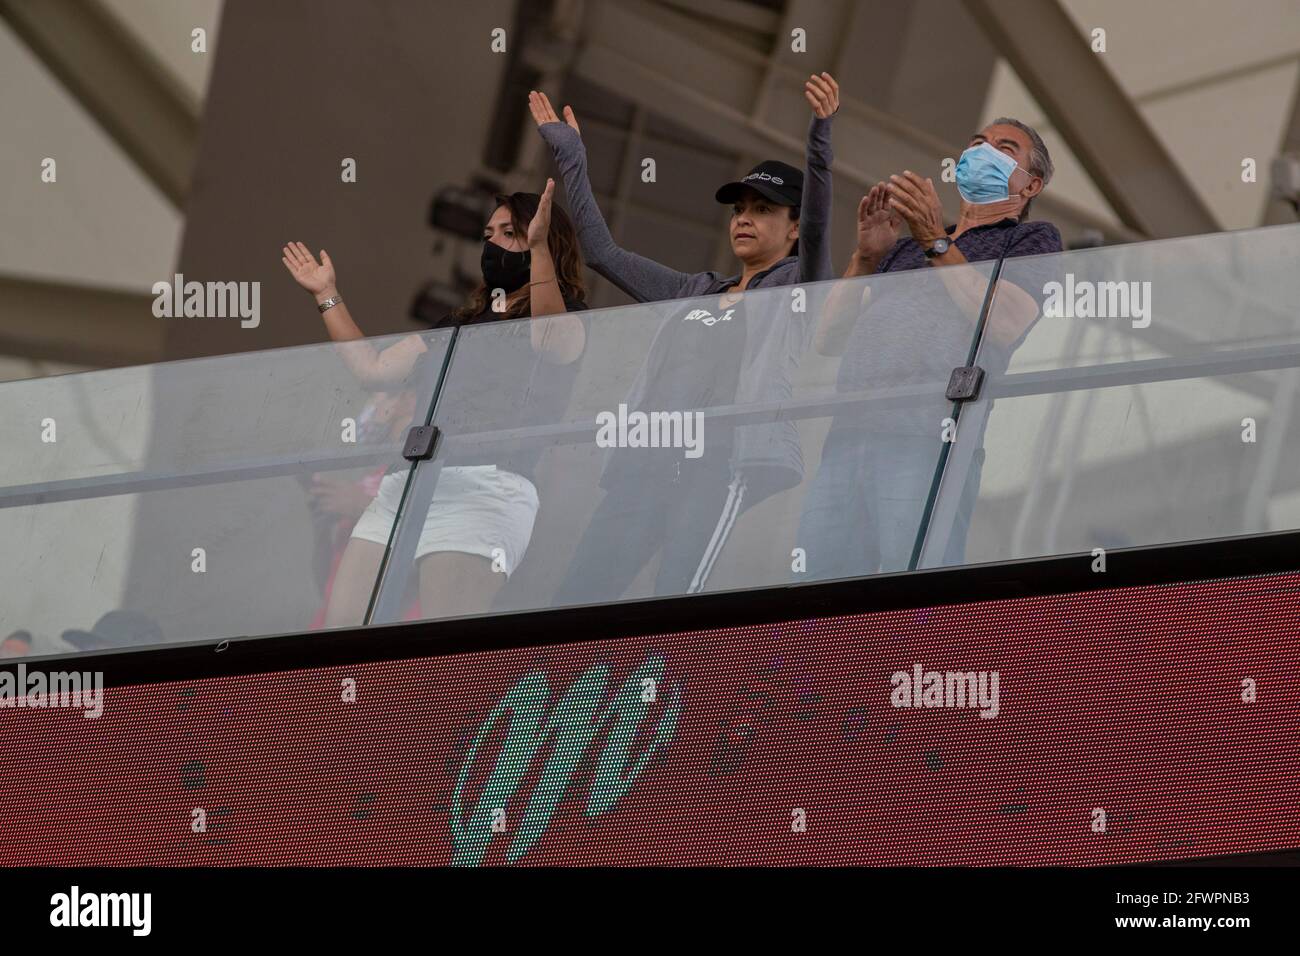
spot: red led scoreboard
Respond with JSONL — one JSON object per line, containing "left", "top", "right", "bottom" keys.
{"left": 3, "top": 545, "right": 1298, "bottom": 867}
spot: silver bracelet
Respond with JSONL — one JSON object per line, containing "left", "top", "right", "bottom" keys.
{"left": 317, "top": 295, "right": 343, "bottom": 313}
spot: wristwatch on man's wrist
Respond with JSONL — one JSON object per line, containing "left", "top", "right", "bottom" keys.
{"left": 923, "top": 236, "right": 951, "bottom": 259}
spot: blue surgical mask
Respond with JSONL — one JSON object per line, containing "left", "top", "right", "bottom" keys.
{"left": 955, "top": 142, "right": 1022, "bottom": 204}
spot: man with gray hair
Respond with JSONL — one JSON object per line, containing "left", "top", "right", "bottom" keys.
{"left": 801, "top": 119, "right": 1063, "bottom": 580}
{"left": 987, "top": 117, "right": 1055, "bottom": 219}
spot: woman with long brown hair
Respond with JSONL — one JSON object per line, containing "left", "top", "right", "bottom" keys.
{"left": 282, "top": 178, "right": 587, "bottom": 625}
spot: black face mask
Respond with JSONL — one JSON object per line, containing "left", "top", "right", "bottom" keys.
{"left": 481, "top": 241, "right": 531, "bottom": 294}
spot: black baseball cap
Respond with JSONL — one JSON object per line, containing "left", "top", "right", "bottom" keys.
{"left": 715, "top": 160, "right": 803, "bottom": 206}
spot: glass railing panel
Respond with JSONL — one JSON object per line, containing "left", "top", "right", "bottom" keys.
{"left": 370, "top": 262, "right": 996, "bottom": 625}
{"left": 0, "top": 331, "right": 451, "bottom": 658}
{"left": 919, "top": 223, "right": 1300, "bottom": 568}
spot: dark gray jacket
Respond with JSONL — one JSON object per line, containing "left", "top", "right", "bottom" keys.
{"left": 538, "top": 116, "right": 836, "bottom": 507}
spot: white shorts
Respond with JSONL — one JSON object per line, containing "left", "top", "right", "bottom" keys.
{"left": 350, "top": 465, "right": 539, "bottom": 577}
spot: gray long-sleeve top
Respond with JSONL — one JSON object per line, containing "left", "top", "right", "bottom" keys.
{"left": 538, "top": 116, "right": 835, "bottom": 298}
{"left": 537, "top": 115, "right": 836, "bottom": 507}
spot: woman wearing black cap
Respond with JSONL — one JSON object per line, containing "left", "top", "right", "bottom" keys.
{"left": 529, "top": 74, "right": 837, "bottom": 298}
{"left": 528, "top": 75, "right": 839, "bottom": 604}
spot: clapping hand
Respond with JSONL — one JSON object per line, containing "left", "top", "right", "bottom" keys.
{"left": 886, "top": 171, "right": 947, "bottom": 245}
{"left": 527, "top": 178, "right": 556, "bottom": 250}
{"left": 855, "top": 183, "right": 901, "bottom": 262}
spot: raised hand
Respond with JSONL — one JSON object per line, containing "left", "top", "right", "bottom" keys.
{"left": 527, "top": 178, "right": 556, "bottom": 249}
{"left": 281, "top": 241, "right": 336, "bottom": 296}
{"left": 804, "top": 72, "right": 840, "bottom": 119}
{"left": 856, "top": 183, "right": 900, "bottom": 260}
{"left": 528, "top": 90, "right": 581, "bottom": 135}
